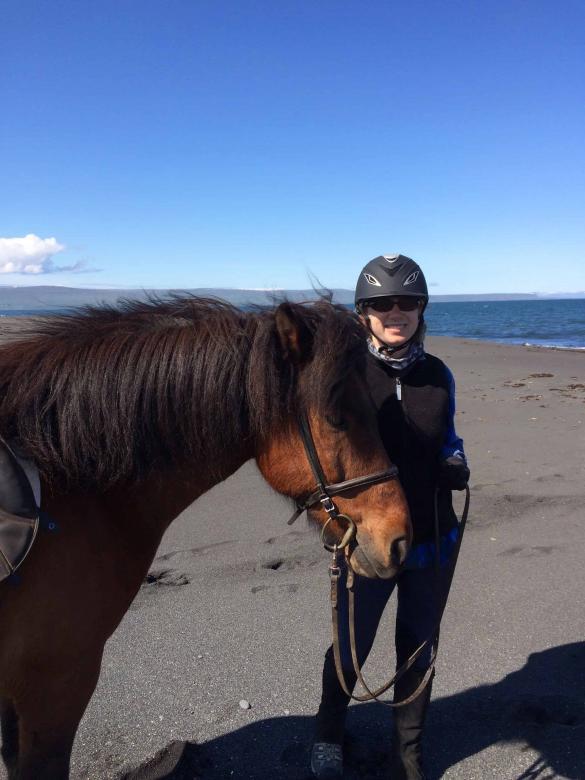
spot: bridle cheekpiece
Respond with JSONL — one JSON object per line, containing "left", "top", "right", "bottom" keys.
{"left": 287, "top": 411, "right": 399, "bottom": 552}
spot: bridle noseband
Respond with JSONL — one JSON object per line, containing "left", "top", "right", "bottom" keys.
{"left": 287, "top": 411, "right": 399, "bottom": 551}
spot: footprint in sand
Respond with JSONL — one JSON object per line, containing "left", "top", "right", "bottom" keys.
{"left": 155, "top": 540, "right": 238, "bottom": 563}
{"left": 257, "top": 554, "right": 320, "bottom": 572}
{"left": 471, "top": 479, "right": 515, "bottom": 491}
{"left": 130, "top": 567, "right": 191, "bottom": 610}
{"left": 264, "top": 529, "right": 311, "bottom": 546}
{"left": 142, "top": 567, "right": 191, "bottom": 586}
{"left": 251, "top": 583, "right": 300, "bottom": 594}
{"left": 498, "top": 545, "right": 558, "bottom": 558}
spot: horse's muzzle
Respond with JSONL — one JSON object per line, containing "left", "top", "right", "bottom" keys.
{"left": 350, "top": 534, "right": 408, "bottom": 579}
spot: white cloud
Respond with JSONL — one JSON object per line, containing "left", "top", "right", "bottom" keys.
{"left": 0, "top": 234, "right": 67, "bottom": 274}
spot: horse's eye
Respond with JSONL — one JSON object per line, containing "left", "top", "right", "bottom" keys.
{"left": 325, "top": 414, "right": 349, "bottom": 431}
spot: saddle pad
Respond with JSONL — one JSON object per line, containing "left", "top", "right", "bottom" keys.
{"left": 0, "top": 439, "right": 40, "bottom": 583}
{"left": 0, "top": 509, "right": 38, "bottom": 580}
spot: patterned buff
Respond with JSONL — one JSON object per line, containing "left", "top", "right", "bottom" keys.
{"left": 367, "top": 339, "right": 425, "bottom": 371}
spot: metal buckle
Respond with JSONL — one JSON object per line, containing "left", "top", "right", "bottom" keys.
{"left": 320, "top": 495, "right": 336, "bottom": 514}
{"left": 329, "top": 546, "right": 341, "bottom": 580}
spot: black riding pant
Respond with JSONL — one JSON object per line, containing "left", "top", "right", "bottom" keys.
{"left": 314, "top": 559, "right": 453, "bottom": 743}
{"left": 334, "top": 558, "right": 453, "bottom": 673}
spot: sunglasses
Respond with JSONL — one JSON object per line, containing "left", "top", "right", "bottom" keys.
{"left": 365, "top": 297, "right": 422, "bottom": 313}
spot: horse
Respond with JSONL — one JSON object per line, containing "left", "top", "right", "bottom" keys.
{"left": 0, "top": 296, "right": 410, "bottom": 779}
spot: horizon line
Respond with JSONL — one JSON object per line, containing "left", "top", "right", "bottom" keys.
{"left": 0, "top": 284, "right": 584, "bottom": 297}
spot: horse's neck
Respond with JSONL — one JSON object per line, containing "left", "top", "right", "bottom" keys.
{"left": 36, "top": 449, "right": 254, "bottom": 624}
{"left": 43, "top": 444, "right": 254, "bottom": 568}
{"left": 108, "top": 446, "right": 254, "bottom": 538}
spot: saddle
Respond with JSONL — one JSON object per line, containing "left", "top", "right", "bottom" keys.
{"left": 0, "top": 438, "right": 39, "bottom": 583}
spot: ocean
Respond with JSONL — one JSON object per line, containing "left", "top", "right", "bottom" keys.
{"left": 1, "top": 298, "right": 584, "bottom": 350}
{"left": 424, "top": 298, "right": 585, "bottom": 350}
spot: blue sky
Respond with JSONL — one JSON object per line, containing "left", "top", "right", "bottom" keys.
{"left": 1, "top": 0, "right": 584, "bottom": 294}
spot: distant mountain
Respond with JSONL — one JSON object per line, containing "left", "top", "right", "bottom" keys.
{"left": 0, "top": 285, "right": 583, "bottom": 311}
{"left": 0, "top": 286, "right": 350, "bottom": 310}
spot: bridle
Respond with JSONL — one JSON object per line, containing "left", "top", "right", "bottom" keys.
{"left": 288, "top": 408, "right": 470, "bottom": 708}
{"left": 287, "top": 410, "right": 399, "bottom": 549}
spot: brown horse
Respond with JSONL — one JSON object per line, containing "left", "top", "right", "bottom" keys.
{"left": 0, "top": 296, "right": 410, "bottom": 779}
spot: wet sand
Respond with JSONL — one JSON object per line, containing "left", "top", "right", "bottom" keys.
{"left": 1, "top": 325, "right": 584, "bottom": 778}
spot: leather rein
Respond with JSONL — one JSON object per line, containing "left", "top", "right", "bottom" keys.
{"left": 289, "top": 410, "right": 470, "bottom": 708}
{"left": 332, "top": 485, "right": 470, "bottom": 708}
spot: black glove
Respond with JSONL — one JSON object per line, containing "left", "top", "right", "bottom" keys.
{"left": 438, "top": 456, "right": 470, "bottom": 491}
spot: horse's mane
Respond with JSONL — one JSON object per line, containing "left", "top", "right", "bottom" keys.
{"left": 0, "top": 296, "right": 366, "bottom": 490}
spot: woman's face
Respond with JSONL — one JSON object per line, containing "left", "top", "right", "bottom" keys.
{"left": 362, "top": 297, "right": 422, "bottom": 349}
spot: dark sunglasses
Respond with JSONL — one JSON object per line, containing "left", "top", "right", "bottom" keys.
{"left": 365, "top": 297, "right": 422, "bottom": 313}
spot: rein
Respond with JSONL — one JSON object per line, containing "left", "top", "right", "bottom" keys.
{"left": 330, "top": 485, "right": 470, "bottom": 707}
{"left": 288, "top": 409, "right": 470, "bottom": 708}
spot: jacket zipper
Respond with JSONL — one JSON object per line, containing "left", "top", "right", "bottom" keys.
{"left": 396, "top": 377, "right": 402, "bottom": 401}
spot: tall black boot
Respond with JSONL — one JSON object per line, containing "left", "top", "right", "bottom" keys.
{"left": 390, "top": 669, "right": 433, "bottom": 780}
{"left": 311, "top": 646, "right": 357, "bottom": 778}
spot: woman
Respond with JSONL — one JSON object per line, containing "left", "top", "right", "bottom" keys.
{"left": 311, "top": 254, "right": 470, "bottom": 779}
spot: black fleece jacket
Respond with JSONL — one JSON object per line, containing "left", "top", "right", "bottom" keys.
{"left": 365, "top": 351, "right": 458, "bottom": 543}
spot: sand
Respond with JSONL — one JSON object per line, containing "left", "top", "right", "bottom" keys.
{"left": 1, "top": 327, "right": 584, "bottom": 779}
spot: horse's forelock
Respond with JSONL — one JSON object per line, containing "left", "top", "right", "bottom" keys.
{"left": 246, "top": 301, "right": 366, "bottom": 437}
{"left": 298, "top": 302, "right": 366, "bottom": 416}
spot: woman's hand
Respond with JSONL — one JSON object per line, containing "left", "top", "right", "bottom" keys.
{"left": 438, "top": 456, "right": 470, "bottom": 491}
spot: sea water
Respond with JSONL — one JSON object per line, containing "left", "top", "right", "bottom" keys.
{"left": 424, "top": 298, "right": 585, "bottom": 350}
{"left": 1, "top": 299, "right": 584, "bottom": 350}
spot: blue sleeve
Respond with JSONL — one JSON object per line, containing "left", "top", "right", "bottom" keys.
{"left": 441, "top": 366, "right": 466, "bottom": 462}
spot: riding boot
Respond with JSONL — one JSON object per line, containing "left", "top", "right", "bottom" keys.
{"left": 311, "top": 646, "right": 357, "bottom": 778}
{"left": 390, "top": 669, "right": 433, "bottom": 780}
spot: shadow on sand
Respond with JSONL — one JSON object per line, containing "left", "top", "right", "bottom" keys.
{"left": 123, "top": 642, "right": 585, "bottom": 780}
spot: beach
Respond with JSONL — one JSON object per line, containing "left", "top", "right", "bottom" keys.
{"left": 1, "top": 329, "right": 584, "bottom": 778}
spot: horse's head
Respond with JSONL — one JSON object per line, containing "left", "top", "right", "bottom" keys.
{"left": 255, "top": 301, "right": 411, "bottom": 579}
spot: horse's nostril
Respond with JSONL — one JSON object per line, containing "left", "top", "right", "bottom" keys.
{"left": 390, "top": 536, "right": 409, "bottom": 567}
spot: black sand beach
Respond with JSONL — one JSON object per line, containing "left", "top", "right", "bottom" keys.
{"left": 1, "top": 329, "right": 584, "bottom": 779}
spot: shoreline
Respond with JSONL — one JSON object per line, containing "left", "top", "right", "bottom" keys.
{"left": 1, "top": 315, "right": 584, "bottom": 352}
{"left": 437, "top": 336, "right": 585, "bottom": 353}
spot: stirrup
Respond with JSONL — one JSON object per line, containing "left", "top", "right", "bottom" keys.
{"left": 310, "top": 741, "right": 343, "bottom": 778}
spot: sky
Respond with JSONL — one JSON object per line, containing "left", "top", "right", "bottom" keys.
{"left": 1, "top": 0, "right": 584, "bottom": 294}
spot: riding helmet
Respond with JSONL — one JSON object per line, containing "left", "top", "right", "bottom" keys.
{"left": 354, "top": 254, "right": 429, "bottom": 312}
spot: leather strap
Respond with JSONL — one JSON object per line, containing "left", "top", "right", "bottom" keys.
{"left": 330, "top": 484, "right": 470, "bottom": 706}
{"left": 288, "top": 469, "right": 399, "bottom": 525}
{"left": 288, "top": 411, "right": 399, "bottom": 526}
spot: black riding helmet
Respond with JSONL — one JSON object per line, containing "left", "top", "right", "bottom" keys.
{"left": 354, "top": 254, "right": 429, "bottom": 313}
{"left": 355, "top": 254, "right": 429, "bottom": 353}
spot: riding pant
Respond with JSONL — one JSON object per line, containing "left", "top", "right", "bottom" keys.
{"left": 334, "top": 548, "right": 455, "bottom": 675}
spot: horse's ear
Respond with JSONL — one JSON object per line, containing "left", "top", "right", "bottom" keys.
{"left": 275, "top": 303, "right": 313, "bottom": 364}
